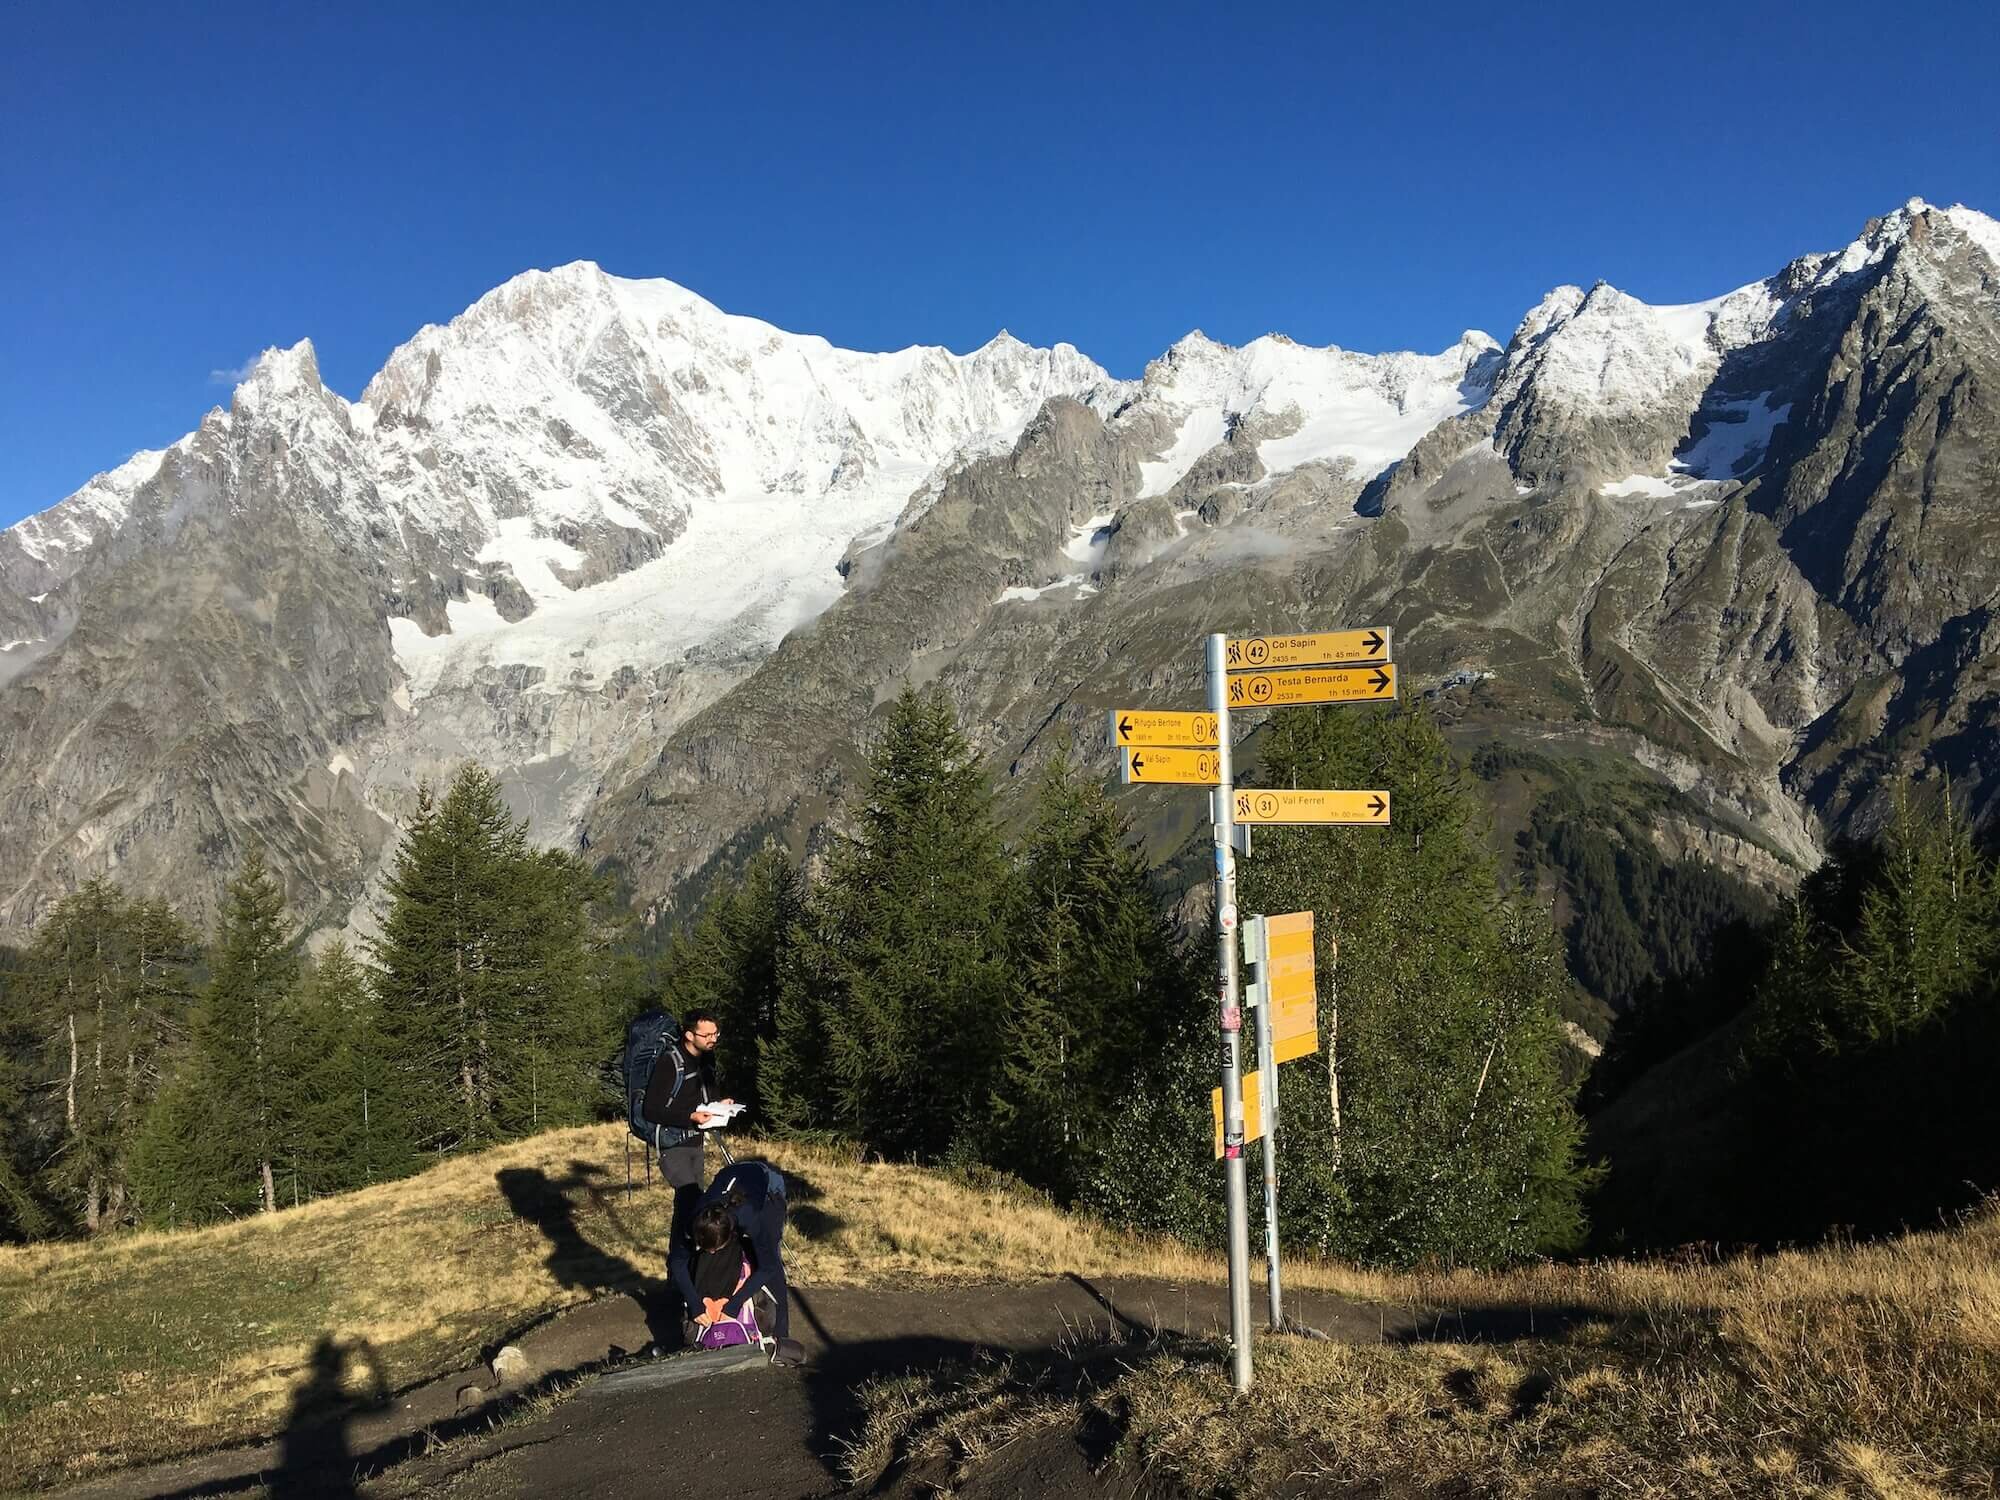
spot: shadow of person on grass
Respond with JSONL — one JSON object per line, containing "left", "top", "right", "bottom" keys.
{"left": 267, "top": 1334, "right": 387, "bottom": 1498}
{"left": 496, "top": 1161, "right": 682, "bottom": 1354}
{"left": 771, "top": 1167, "right": 848, "bottom": 1244}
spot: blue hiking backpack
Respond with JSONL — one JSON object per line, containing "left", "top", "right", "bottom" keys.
{"left": 624, "top": 1008, "right": 691, "bottom": 1151}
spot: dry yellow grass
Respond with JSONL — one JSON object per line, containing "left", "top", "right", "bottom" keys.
{"left": 21, "top": 1122, "right": 1984, "bottom": 1498}
{"left": 853, "top": 1201, "right": 2000, "bottom": 1498}
{"left": 0, "top": 1124, "right": 1302, "bottom": 1491}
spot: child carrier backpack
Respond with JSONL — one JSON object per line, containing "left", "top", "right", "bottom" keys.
{"left": 622, "top": 1008, "right": 684, "bottom": 1148}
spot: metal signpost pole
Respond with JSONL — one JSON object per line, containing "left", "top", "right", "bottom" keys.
{"left": 1207, "top": 632, "right": 1254, "bottom": 1394}
{"left": 1250, "top": 918, "right": 1282, "bottom": 1331}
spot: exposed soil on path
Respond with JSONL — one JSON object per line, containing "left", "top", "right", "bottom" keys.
{"left": 46, "top": 1276, "right": 1417, "bottom": 1500}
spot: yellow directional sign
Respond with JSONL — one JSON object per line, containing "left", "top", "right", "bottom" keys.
{"left": 1226, "top": 627, "right": 1391, "bottom": 671}
{"left": 1121, "top": 746, "right": 1221, "bottom": 785}
{"left": 1212, "top": 1068, "right": 1264, "bottom": 1158}
{"left": 1108, "top": 708, "right": 1219, "bottom": 749}
{"left": 1226, "top": 663, "right": 1397, "bottom": 709}
{"left": 1264, "top": 911, "right": 1318, "bottom": 1063}
{"left": 1232, "top": 789, "right": 1391, "bottom": 825}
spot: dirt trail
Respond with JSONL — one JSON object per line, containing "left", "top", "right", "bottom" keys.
{"left": 47, "top": 1276, "right": 1416, "bottom": 1500}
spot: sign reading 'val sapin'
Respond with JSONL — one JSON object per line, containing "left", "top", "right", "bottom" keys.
{"left": 1120, "top": 746, "right": 1221, "bottom": 785}
{"left": 1226, "top": 663, "right": 1396, "bottom": 708}
{"left": 1225, "top": 627, "right": 1390, "bottom": 671}
{"left": 1231, "top": 789, "right": 1391, "bottom": 825}
{"left": 1107, "top": 708, "right": 1219, "bottom": 748}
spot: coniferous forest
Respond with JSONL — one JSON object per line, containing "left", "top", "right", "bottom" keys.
{"left": 1, "top": 687, "right": 1994, "bottom": 1269}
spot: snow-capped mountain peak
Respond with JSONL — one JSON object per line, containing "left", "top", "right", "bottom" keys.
{"left": 1123, "top": 325, "right": 1501, "bottom": 498}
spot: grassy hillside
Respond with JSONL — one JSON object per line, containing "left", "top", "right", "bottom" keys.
{"left": 12, "top": 1122, "right": 1996, "bottom": 1498}
{"left": 0, "top": 1124, "right": 1387, "bottom": 1492}
{"left": 855, "top": 1200, "right": 2000, "bottom": 1498}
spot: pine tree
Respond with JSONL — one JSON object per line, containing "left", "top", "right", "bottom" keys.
{"left": 312, "top": 939, "right": 402, "bottom": 1189}
{"left": 22, "top": 881, "right": 195, "bottom": 1232}
{"left": 1747, "top": 892, "right": 1837, "bottom": 1066}
{"left": 371, "top": 765, "right": 625, "bottom": 1157}
{"left": 0, "top": 944, "right": 50, "bottom": 1240}
{"left": 269, "top": 946, "right": 362, "bottom": 1206}
{"left": 486, "top": 848, "right": 620, "bottom": 1137}
{"left": 370, "top": 769, "right": 521, "bottom": 1156}
{"left": 993, "top": 746, "right": 1189, "bottom": 1196}
{"left": 778, "top": 686, "right": 1016, "bottom": 1160}
{"left": 163, "top": 852, "right": 298, "bottom": 1217}
{"left": 663, "top": 844, "right": 801, "bottom": 1119}
{"left": 1835, "top": 780, "right": 1996, "bottom": 1042}
{"left": 763, "top": 895, "right": 843, "bottom": 1136}
{"left": 1251, "top": 705, "right": 1591, "bottom": 1264}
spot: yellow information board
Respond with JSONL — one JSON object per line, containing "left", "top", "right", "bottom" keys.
{"left": 1211, "top": 1067, "right": 1264, "bottom": 1159}
{"left": 1264, "top": 911, "right": 1318, "bottom": 1063}
{"left": 1225, "top": 627, "right": 1390, "bottom": 671}
{"left": 1120, "top": 746, "right": 1221, "bottom": 785}
{"left": 1225, "top": 663, "right": 1397, "bottom": 708}
{"left": 1231, "top": 789, "right": 1391, "bottom": 825}
{"left": 1108, "top": 708, "right": 1219, "bottom": 748}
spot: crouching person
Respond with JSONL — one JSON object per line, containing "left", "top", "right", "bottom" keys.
{"left": 668, "top": 1159, "right": 805, "bottom": 1367}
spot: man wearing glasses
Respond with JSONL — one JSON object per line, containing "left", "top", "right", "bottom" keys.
{"left": 642, "top": 1009, "right": 736, "bottom": 1251}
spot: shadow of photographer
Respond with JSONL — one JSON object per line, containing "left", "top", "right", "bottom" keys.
{"left": 268, "top": 1333, "right": 387, "bottom": 1498}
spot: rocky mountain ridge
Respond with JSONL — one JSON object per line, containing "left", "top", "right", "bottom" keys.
{"left": 2, "top": 198, "right": 1995, "bottom": 943}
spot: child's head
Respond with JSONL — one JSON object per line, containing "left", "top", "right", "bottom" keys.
{"left": 691, "top": 1203, "right": 737, "bottom": 1252}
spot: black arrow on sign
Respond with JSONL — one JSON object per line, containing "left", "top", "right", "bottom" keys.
{"left": 1369, "top": 668, "right": 1391, "bottom": 693}
{"left": 1363, "top": 630, "right": 1384, "bottom": 654}
{"left": 1131, "top": 753, "right": 1146, "bottom": 776}
{"left": 1368, "top": 795, "right": 1387, "bottom": 816}
{"left": 1119, "top": 715, "right": 1133, "bottom": 741}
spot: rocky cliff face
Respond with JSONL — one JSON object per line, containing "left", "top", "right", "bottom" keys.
{"left": 3, "top": 201, "right": 1996, "bottom": 942}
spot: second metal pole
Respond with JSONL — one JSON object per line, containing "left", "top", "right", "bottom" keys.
{"left": 1207, "top": 632, "right": 1253, "bottom": 1394}
{"left": 1252, "top": 923, "right": 1282, "bottom": 1331}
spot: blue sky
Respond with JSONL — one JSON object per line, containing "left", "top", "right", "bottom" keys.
{"left": 4, "top": 0, "right": 1997, "bottom": 526}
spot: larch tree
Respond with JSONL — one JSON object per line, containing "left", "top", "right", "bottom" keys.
{"left": 773, "top": 685, "right": 1016, "bottom": 1160}
{"left": 23, "top": 881, "right": 195, "bottom": 1232}
{"left": 993, "top": 745, "right": 1189, "bottom": 1197}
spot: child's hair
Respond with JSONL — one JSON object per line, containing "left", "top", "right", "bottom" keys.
{"left": 691, "top": 1203, "right": 738, "bottom": 1252}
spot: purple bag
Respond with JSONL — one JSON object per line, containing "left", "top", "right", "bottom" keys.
{"left": 695, "top": 1258, "right": 766, "bottom": 1351}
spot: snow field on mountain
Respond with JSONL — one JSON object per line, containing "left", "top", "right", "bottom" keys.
{"left": 389, "top": 465, "right": 937, "bottom": 699}
{"left": 994, "top": 512, "right": 1117, "bottom": 605}
{"left": 1132, "top": 332, "right": 1500, "bottom": 499}
{"left": 1674, "top": 395, "right": 1793, "bottom": 481}
{"left": 479, "top": 518, "right": 586, "bottom": 605}
{"left": 1600, "top": 392, "right": 1793, "bottom": 501}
